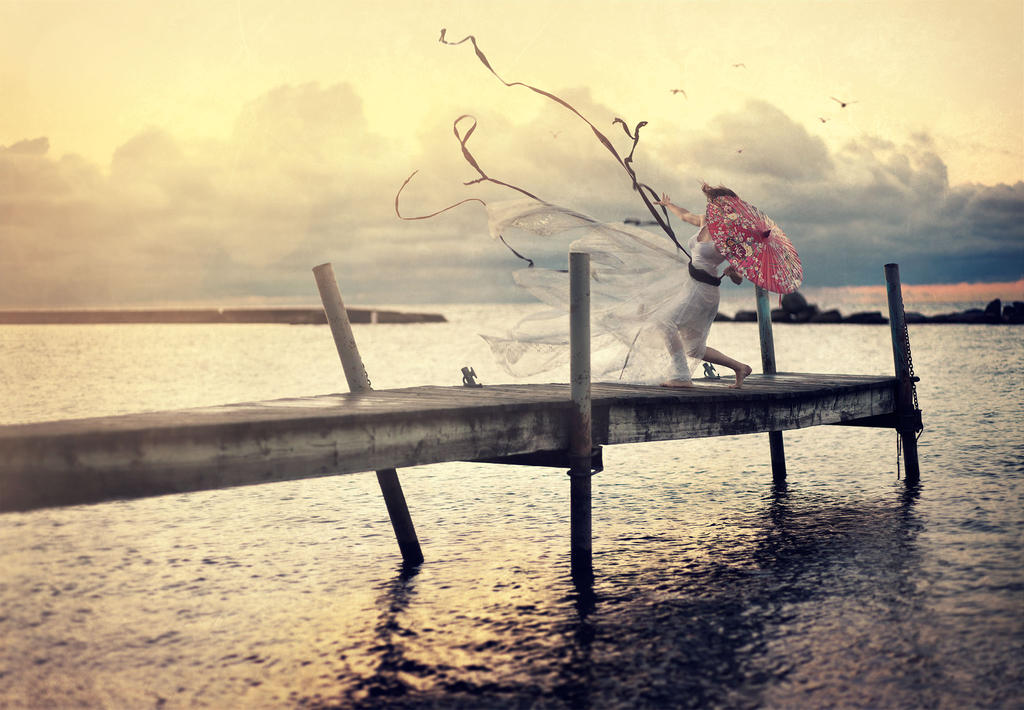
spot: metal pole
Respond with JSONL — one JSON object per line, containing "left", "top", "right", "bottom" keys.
{"left": 884, "top": 263, "right": 921, "bottom": 484}
{"left": 568, "top": 251, "right": 593, "bottom": 582}
{"left": 313, "top": 263, "right": 424, "bottom": 565}
{"left": 755, "top": 286, "right": 787, "bottom": 483}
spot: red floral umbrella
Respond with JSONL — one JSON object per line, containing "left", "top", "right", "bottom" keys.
{"left": 705, "top": 194, "right": 802, "bottom": 294}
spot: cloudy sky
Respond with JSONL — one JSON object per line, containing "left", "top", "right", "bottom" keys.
{"left": 2, "top": 0, "right": 1022, "bottom": 307}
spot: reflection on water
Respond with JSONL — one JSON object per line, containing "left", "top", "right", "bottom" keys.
{"left": 7, "top": 466, "right": 964, "bottom": 709}
{"left": 350, "top": 571, "right": 443, "bottom": 705}
{"left": 305, "top": 485, "right": 937, "bottom": 710}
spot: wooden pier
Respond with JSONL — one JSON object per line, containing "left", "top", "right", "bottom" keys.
{"left": 0, "top": 373, "right": 898, "bottom": 514}
{"left": 0, "top": 261, "right": 923, "bottom": 576}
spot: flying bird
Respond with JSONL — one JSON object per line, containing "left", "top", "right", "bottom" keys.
{"left": 818, "top": 117, "right": 829, "bottom": 123}
{"left": 670, "top": 88, "right": 688, "bottom": 98}
{"left": 831, "top": 96, "right": 858, "bottom": 108}
{"left": 731, "top": 63, "right": 746, "bottom": 68}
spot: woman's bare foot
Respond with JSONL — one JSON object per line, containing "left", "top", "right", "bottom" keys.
{"left": 660, "top": 378, "right": 694, "bottom": 388}
{"left": 729, "top": 364, "right": 753, "bottom": 389}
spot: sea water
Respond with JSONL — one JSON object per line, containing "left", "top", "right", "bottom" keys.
{"left": 0, "top": 296, "right": 1021, "bottom": 709}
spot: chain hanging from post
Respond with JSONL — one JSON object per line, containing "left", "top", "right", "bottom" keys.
{"left": 904, "top": 318, "right": 921, "bottom": 435}
{"left": 894, "top": 283, "right": 922, "bottom": 480}
{"left": 896, "top": 285, "right": 923, "bottom": 438}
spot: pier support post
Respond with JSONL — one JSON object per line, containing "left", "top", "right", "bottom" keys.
{"left": 884, "top": 264, "right": 922, "bottom": 485}
{"left": 755, "top": 286, "right": 787, "bottom": 484}
{"left": 313, "top": 263, "right": 424, "bottom": 566}
{"left": 568, "top": 251, "right": 593, "bottom": 582}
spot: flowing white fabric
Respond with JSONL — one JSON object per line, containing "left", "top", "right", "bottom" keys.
{"left": 482, "top": 199, "right": 727, "bottom": 384}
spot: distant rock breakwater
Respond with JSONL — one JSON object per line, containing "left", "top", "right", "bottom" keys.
{"left": 715, "top": 293, "right": 1024, "bottom": 325}
{"left": 0, "top": 308, "right": 447, "bottom": 325}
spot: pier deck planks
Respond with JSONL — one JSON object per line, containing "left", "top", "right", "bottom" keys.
{"left": 0, "top": 373, "right": 896, "bottom": 512}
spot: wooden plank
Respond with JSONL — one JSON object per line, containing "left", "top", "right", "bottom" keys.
{"left": 0, "top": 403, "right": 572, "bottom": 512}
{"left": 0, "top": 376, "right": 893, "bottom": 441}
{"left": 0, "top": 374, "right": 898, "bottom": 513}
{"left": 601, "top": 380, "right": 895, "bottom": 444}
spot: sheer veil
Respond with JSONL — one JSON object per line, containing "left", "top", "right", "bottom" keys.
{"left": 481, "top": 199, "right": 715, "bottom": 384}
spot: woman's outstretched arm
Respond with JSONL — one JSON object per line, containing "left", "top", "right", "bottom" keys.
{"left": 653, "top": 193, "right": 704, "bottom": 227}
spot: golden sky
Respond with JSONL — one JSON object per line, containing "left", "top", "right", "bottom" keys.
{"left": 1, "top": 0, "right": 1022, "bottom": 306}
{"left": 4, "top": 0, "right": 1021, "bottom": 184}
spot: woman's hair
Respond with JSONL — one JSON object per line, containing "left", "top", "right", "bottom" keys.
{"left": 701, "top": 183, "right": 738, "bottom": 200}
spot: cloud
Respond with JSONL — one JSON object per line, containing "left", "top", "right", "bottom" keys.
{"left": 683, "top": 100, "right": 835, "bottom": 182}
{"left": 759, "top": 133, "right": 1024, "bottom": 284}
{"left": 442, "top": 95, "right": 1023, "bottom": 287}
{"left": 1, "top": 86, "right": 1022, "bottom": 308}
{"left": 5, "top": 137, "right": 50, "bottom": 156}
{"left": 0, "top": 82, "right": 456, "bottom": 306}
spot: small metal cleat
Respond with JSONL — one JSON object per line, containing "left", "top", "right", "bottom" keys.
{"left": 703, "top": 362, "right": 721, "bottom": 379}
{"left": 461, "top": 366, "right": 483, "bottom": 387}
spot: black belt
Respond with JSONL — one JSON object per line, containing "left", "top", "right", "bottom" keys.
{"left": 688, "top": 261, "right": 722, "bottom": 287}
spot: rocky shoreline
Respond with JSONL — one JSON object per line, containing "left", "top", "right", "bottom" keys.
{"left": 718, "top": 293, "right": 1024, "bottom": 325}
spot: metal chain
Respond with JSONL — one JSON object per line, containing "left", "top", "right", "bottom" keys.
{"left": 898, "top": 288, "right": 923, "bottom": 436}
{"left": 903, "top": 313, "right": 920, "bottom": 413}
{"left": 895, "top": 287, "right": 923, "bottom": 478}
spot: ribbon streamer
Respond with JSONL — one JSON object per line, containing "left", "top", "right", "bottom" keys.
{"left": 438, "top": 29, "right": 686, "bottom": 257}
{"left": 395, "top": 29, "right": 693, "bottom": 265}
{"left": 393, "top": 116, "right": 541, "bottom": 266}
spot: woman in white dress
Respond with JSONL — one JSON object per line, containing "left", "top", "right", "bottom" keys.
{"left": 482, "top": 184, "right": 754, "bottom": 388}
{"left": 653, "top": 185, "right": 752, "bottom": 388}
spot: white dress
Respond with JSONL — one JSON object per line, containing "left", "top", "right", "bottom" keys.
{"left": 482, "top": 199, "right": 728, "bottom": 384}
{"left": 671, "top": 231, "right": 728, "bottom": 360}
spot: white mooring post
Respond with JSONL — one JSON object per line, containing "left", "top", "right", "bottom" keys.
{"left": 568, "top": 251, "right": 593, "bottom": 581}
{"left": 755, "top": 286, "right": 787, "bottom": 484}
{"left": 313, "top": 263, "right": 424, "bottom": 566}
